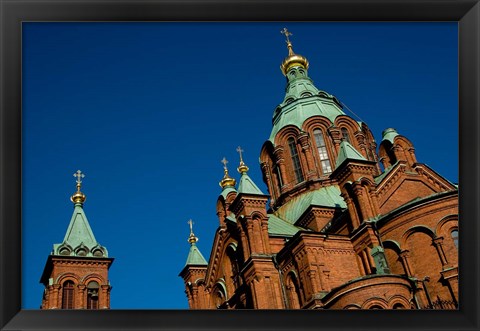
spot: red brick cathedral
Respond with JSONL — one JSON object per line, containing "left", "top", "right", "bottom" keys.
{"left": 179, "top": 29, "right": 459, "bottom": 309}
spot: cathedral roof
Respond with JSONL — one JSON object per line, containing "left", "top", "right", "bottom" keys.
{"left": 269, "top": 95, "right": 346, "bottom": 142}
{"left": 183, "top": 219, "right": 208, "bottom": 267}
{"left": 335, "top": 140, "right": 368, "bottom": 169}
{"left": 274, "top": 186, "right": 347, "bottom": 224}
{"left": 220, "top": 186, "right": 237, "bottom": 199}
{"left": 238, "top": 172, "right": 264, "bottom": 195}
{"left": 52, "top": 171, "right": 108, "bottom": 258}
{"left": 268, "top": 214, "right": 304, "bottom": 236}
{"left": 269, "top": 30, "right": 346, "bottom": 143}
{"left": 185, "top": 243, "right": 208, "bottom": 266}
{"left": 236, "top": 147, "right": 264, "bottom": 195}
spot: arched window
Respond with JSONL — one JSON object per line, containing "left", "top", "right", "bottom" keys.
{"left": 313, "top": 129, "right": 332, "bottom": 174}
{"left": 226, "top": 246, "right": 240, "bottom": 289}
{"left": 87, "top": 281, "right": 99, "bottom": 309}
{"left": 275, "top": 166, "right": 283, "bottom": 189}
{"left": 341, "top": 128, "right": 351, "bottom": 143}
{"left": 451, "top": 230, "right": 458, "bottom": 248}
{"left": 213, "top": 284, "right": 227, "bottom": 309}
{"left": 288, "top": 138, "right": 304, "bottom": 183}
{"left": 62, "top": 280, "right": 75, "bottom": 309}
{"left": 369, "top": 305, "right": 384, "bottom": 309}
{"left": 393, "top": 303, "right": 406, "bottom": 309}
{"left": 286, "top": 273, "right": 302, "bottom": 309}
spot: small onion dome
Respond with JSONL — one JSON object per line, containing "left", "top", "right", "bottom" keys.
{"left": 188, "top": 232, "right": 198, "bottom": 244}
{"left": 70, "top": 190, "right": 86, "bottom": 204}
{"left": 280, "top": 42, "right": 309, "bottom": 76}
{"left": 219, "top": 157, "right": 236, "bottom": 189}
{"left": 237, "top": 162, "right": 249, "bottom": 174}
{"left": 219, "top": 169, "right": 236, "bottom": 189}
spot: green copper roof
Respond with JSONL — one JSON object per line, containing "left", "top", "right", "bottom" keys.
{"left": 185, "top": 243, "right": 208, "bottom": 266}
{"left": 268, "top": 64, "right": 347, "bottom": 143}
{"left": 52, "top": 203, "right": 108, "bottom": 258}
{"left": 237, "top": 172, "right": 264, "bottom": 195}
{"left": 274, "top": 186, "right": 347, "bottom": 224}
{"left": 335, "top": 140, "right": 367, "bottom": 169}
{"left": 381, "top": 128, "right": 399, "bottom": 144}
{"left": 220, "top": 186, "right": 237, "bottom": 199}
{"left": 268, "top": 214, "right": 304, "bottom": 236}
{"left": 269, "top": 96, "right": 345, "bottom": 142}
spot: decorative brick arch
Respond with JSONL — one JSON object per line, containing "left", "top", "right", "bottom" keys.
{"left": 222, "top": 241, "right": 241, "bottom": 293}
{"left": 361, "top": 297, "right": 389, "bottom": 309}
{"left": 285, "top": 270, "right": 302, "bottom": 309}
{"left": 273, "top": 125, "right": 306, "bottom": 188}
{"left": 357, "top": 176, "right": 376, "bottom": 189}
{"left": 435, "top": 214, "right": 458, "bottom": 237}
{"left": 388, "top": 295, "right": 412, "bottom": 309}
{"left": 382, "top": 240, "right": 407, "bottom": 276}
{"left": 194, "top": 278, "right": 206, "bottom": 286}
{"left": 334, "top": 115, "right": 362, "bottom": 135}
{"left": 302, "top": 116, "right": 334, "bottom": 133}
{"left": 378, "top": 139, "right": 394, "bottom": 165}
{"left": 274, "top": 125, "right": 302, "bottom": 147}
{"left": 383, "top": 239, "right": 402, "bottom": 253}
{"left": 250, "top": 211, "right": 266, "bottom": 221}
{"left": 391, "top": 135, "right": 417, "bottom": 166}
{"left": 334, "top": 115, "right": 362, "bottom": 149}
{"left": 343, "top": 303, "right": 362, "bottom": 309}
{"left": 260, "top": 140, "right": 282, "bottom": 201}
{"left": 212, "top": 280, "right": 228, "bottom": 308}
{"left": 81, "top": 273, "right": 105, "bottom": 285}
{"left": 55, "top": 272, "right": 81, "bottom": 285}
{"left": 401, "top": 225, "right": 435, "bottom": 248}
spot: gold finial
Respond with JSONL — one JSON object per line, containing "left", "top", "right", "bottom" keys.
{"left": 70, "top": 170, "right": 86, "bottom": 204}
{"left": 219, "top": 157, "right": 236, "bottom": 189}
{"left": 187, "top": 219, "right": 198, "bottom": 244}
{"left": 236, "top": 146, "right": 249, "bottom": 174}
{"left": 280, "top": 28, "right": 309, "bottom": 76}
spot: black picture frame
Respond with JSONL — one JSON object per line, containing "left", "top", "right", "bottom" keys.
{"left": 1, "top": 1, "right": 478, "bottom": 330}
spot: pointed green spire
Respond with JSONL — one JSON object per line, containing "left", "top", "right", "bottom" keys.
{"left": 335, "top": 140, "right": 367, "bottom": 169}
{"left": 52, "top": 171, "right": 108, "bottom": 258}
{"left": 236, "top": 147, "right": 264, "bottom": 195}
{"left": 185, "top": 219, "right": 207, "bottom": 266}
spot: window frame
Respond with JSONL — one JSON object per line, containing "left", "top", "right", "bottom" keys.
{"left": 61, "top": 280, "right": 75, "bottom": 309}
{"left": 313, "top": 128, "right": 333, "bottom": 175}
{"left": 287, "top": 137, "right": 304, "bottom": 184}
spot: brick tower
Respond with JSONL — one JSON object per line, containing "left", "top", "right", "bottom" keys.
{"left": 40, "top": 170, "right": 113, "bottom": 309}
{"left": 180, "top": 29, "right": 458, "bottom": 309}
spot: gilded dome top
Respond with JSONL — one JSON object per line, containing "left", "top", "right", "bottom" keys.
{"left": 219, "top": 157, "right": 236, "bottom": 189}
{"left": 280, "top": 28, "right": 309, "bottom": 76}
{"left": 280, "top": 43, "right": 309, "bottom": 76}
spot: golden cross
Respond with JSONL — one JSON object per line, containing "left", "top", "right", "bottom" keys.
{"left": 281, "top": 28, "right": 292, "bottom": 44}
{"left": 236, "top": 146, "right": 244, "bottom": 163}
{"left": 188, "top": 219, "right": 194, "bottom": 234}
{"left": 73, "top": 170, "right": 85, "bottom": 190}
{"left": 221, "top": 157, "right": 229, "bottom": 170}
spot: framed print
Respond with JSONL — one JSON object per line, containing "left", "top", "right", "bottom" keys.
{"left": 1, "top": 1, "right": 479, "bottom": 330}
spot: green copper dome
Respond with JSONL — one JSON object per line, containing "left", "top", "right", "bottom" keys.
{"left": 382, "top": 128, "right": 399, "bottom": 143}
{"left": 269, "top": 59, "right": 345, "bottom": 143}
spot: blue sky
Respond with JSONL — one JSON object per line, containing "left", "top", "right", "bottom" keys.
{"left": 22, "top": 22, "right": 458, "bottom": 309}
